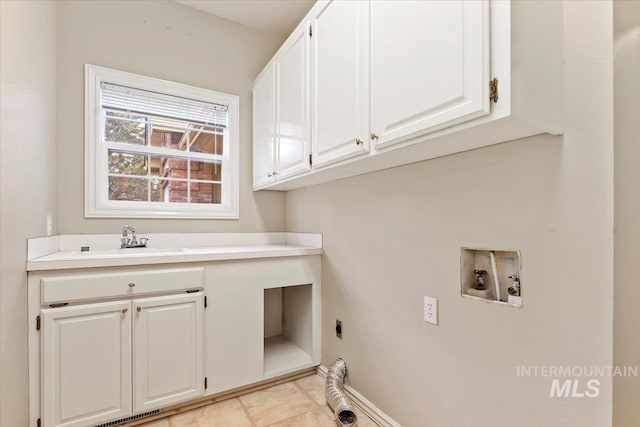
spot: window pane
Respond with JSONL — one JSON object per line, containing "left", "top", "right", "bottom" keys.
{"left": 190, "top": 160, "right": 222, "bottom": 182}
{"left": 190, "top": 182, "right": 221, "bottom": 204}
{"left": 149, "top": 178, "right": 176, "bottom": 203}
{"left": 109, "top": 176, "right": 148, "bottom": 201}
{"left": 149, "top": 155, "right": 171, "bottom": 178}
{"left": 154, "top": 156, "right": 189, "bottom": 179}
{"left": 89, "top": 65, "right": 239, "bottom": 218}
{"left": 104, "top": 112, "right": 146, "bottom": 145}
{"left": 150, "top": 118, "right": 187, "bottom": 151}
{"left": 159, "top": 179, "right": 190, "bottom": 204}
{"left": 108, "top": 150, "right": 147, "bottom": 176}
{"left": 188, "top": 125, "right": 224, "bottom": 155}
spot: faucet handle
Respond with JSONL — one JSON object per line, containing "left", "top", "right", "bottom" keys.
{"left": 139, "top": 237, "right": 148, "bottom": 247}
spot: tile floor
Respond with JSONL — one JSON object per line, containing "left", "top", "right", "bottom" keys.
{"left": 140, "top": 374, "right": 378, "bottom": 427}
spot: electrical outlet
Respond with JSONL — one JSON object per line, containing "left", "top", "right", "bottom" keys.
{"left": 424, "top": 296, "right": 438, "bottom": 325}
{"left": 46, "top": 215, "right": 53, "bottom": 236}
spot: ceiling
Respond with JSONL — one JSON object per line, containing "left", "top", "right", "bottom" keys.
{"left": 175, "top": 0, "right": 315, "bottom": 35}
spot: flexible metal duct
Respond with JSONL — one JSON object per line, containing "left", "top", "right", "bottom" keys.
{"left": 325, "top": 358, "right": 358, "bottom": 427}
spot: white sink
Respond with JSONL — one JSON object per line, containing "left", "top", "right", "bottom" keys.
{"left": 72, "top": 247, "right": 186, "bottom": 257}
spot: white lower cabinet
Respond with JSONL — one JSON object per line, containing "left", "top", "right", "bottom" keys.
{"left": 202, "top": 257, "right": 321, "bottom": 394}
{"left": 41, "top": 293, "right": 204, "bottom": 427}
{"left": 41, "top": 301, "right": 132, "bottom": 427}
{"left": 133, "top": 293, "right": 204, "bottom": 413}
{"left": 30, "top": 259, "right": 320, "bottom": 427}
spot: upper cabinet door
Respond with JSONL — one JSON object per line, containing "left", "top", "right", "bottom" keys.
{"left": 133, "top": 293, "right": 204, "bottom": 413}
{"left": 41, "top": 301, "right": 132, "bottom": 427}
{"left": 253, "top": 65, "right": 277, "bottom": 189}
{"left": 311, "top": 0, "right": 370, "bottom": 168}
{"left": 275, "top": 24, "right": 311, "bottom": 179}
{"left": 371, "top": 0, "right": 490, "bottom": 149}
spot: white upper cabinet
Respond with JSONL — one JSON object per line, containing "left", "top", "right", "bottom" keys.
{"left": 370, "top": 0, "right": 490, "bottom": 148}
{"left": 133, "top": 293, "right": 204, "bottom": 413}
{"left": 311, "top": 0, "right": 370, "bottom": 168}
{"left": 252, "top": 0, "right": 563, "bottom": 191}
{"left": 41, "top": 301, "right": 132, "bottom": 427}
{"left": 274, "top": 24, "right": 311, "bottom": 180}
{"left": 253, "top": 64, "right": 277, "bottom": 189}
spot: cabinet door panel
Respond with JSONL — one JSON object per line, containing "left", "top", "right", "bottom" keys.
{"left": 312, "top": 0, "right": 369, "bottom": 168}
{"left": 42, "top": 301, "right": 132, "bottom": 427}
{"left": 133, "top": 293, "right": 204, "bottom": 413}
{"left": 204, "top": 275, "right": 263, "bottom": 393}
{"left": 276, "top": 25, "right": 311, "bottom": 179}
{"left": 253, "top": 65, "right": 277, "bottom": 189}
{"left": 371, "top": 0, "right": 490, "bottom": 148}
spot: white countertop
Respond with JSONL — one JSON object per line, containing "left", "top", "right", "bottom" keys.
{"left": 26, "top": 233, "right": 322, "bottom": 271}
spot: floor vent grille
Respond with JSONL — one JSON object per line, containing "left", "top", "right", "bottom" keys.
{"left": 95, "top": 409, "right": 161, "bottom": 427}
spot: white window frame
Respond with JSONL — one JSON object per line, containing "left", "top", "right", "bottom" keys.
{"left": 85, "top": 64, "right": 240, "bottom": 219}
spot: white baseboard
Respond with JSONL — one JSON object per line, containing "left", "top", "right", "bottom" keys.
{"left": 317, "top": 365, "right": 402, "bottom": 427}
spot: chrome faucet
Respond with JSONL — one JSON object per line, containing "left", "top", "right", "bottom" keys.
{"left": 121, "top": 225, "right": 148, "bottom": 248}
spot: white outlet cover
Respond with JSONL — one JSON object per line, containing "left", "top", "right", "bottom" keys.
{"left": 424, "top": 296, "right": 438, "bottom": 325}
{"left": 46, "top": 215, "right": 53, "bottom": 236}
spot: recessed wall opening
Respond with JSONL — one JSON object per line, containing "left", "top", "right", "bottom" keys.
{"left": 263, "top": 284, "right": 313, "bottom": 376}
{"left": 461, "top": 248, "right": 522, "bottom": 307}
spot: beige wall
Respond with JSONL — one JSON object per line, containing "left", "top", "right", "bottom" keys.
{"left": 0, "top": 1, "right": 625, "bottom": 426}
{"left": 57, "top": 0, "right": 286, "bottom": 234}
{"left": 1, "top": 2, "right": 286, "bottom": 424}
{"left": 286, "top": 2, "right": 614, "bottom": 426}
{"left": 0, "top": 1, "right": 59, "bottom": 426}
{"left": 613, "top": 1, "right": 640, "bottom": 426}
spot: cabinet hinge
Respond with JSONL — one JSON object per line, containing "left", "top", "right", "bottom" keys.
{"left": 309, "top": 154, "right": 313, "bottom": 166}
{"left": 309, "top": 26, "right": 312, "bottom": 37}
{"left": 204, "top": 377, "right": 208, "bottom": 390}
{"left": 489, "top": 78, "right": 499, "bottom": 103}
{"left": 37, "top": 418, "right": 41, "bottom": 427}
{"left": 36, "top": 315, "right": 41, "bottom": 331}
{"left": 204, "top": 296, "right": 207, "bottom": 309}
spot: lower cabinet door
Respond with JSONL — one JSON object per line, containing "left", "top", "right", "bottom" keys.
{"left": 41, "top": 301, "right": 132, "bottom": 427}
{"left": 133, "top": 293, "right": 204, "bottom": 413}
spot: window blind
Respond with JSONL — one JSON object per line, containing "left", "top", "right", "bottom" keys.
{"left": 101, "top": 82, "right": 228, "bottom": 127}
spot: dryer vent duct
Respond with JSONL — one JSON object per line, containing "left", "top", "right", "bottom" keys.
{"left": 325, "top": 358, "right": 358, "bottom": 427}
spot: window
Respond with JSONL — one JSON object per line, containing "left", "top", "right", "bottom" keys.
{"left": 85, "top": 64, "right": 239, "bottom": 218}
